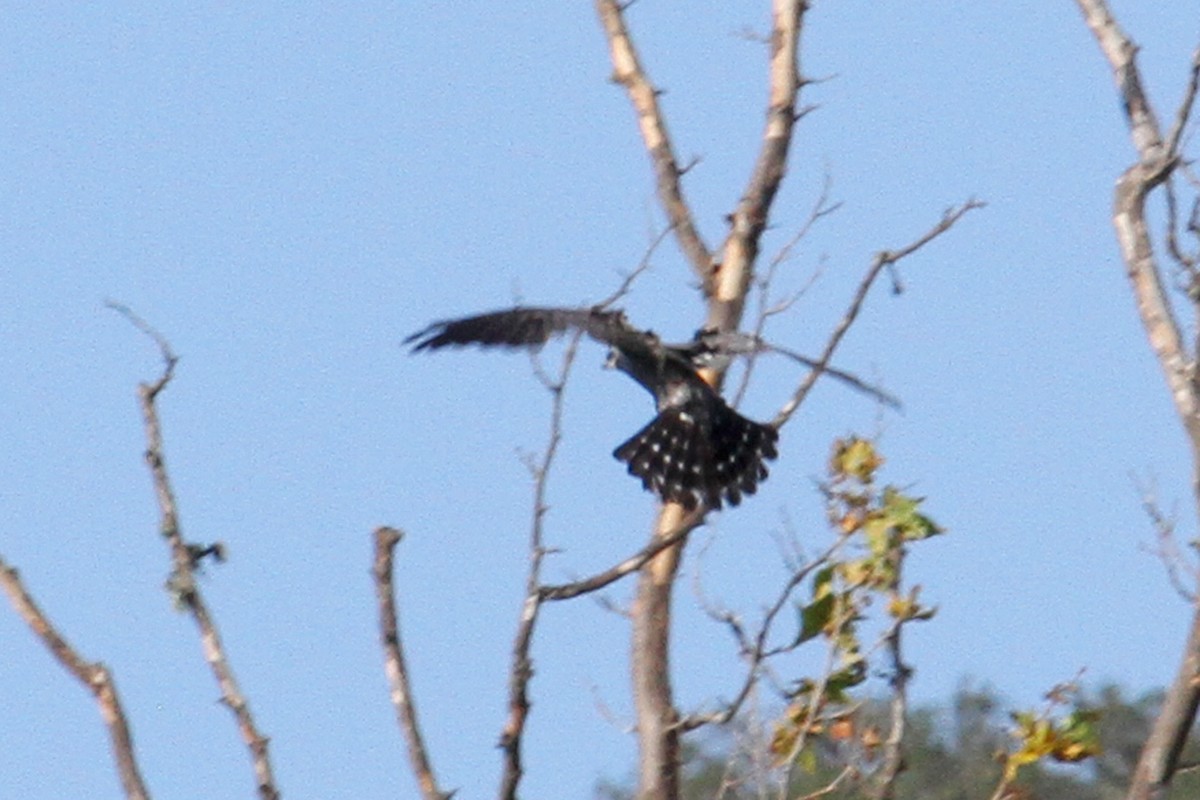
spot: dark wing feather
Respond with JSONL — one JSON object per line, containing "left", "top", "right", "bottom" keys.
{"left": 405, "top": 306, "right": 629, "bottom": 352}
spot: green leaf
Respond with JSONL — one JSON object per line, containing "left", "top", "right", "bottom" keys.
{"left": 796, "top": 593, "right": 835, "bottom": 646}
{"left": 881, "top": 487, "right": 944, "bottom": 540}
{"left": 824, "top": 660, "right": 867, "bottom": 703}
{"left": 832, "top": 437, "right": 883, "bottom": 482}
{"left": 796, "top": 745, "right": 818, "bottom": 774}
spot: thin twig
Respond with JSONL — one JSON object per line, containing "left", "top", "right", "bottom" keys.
{"left": 781, "top": 614, "right": 851, "bottom": 792}
{"left": 746, "top": 339, "right": 902, "bottom": 411}
{"left": 109, "top": 303, "right": 279, "bottom": 800}
{"left": 373, "top": 527, "right": 452, "bottom": 800}
{"left": 1134, "top": 478, "right": 1199, "bottom": 603}
{"left": 795, "top": 765, "right": 856, "bottom": 800}
{"left": 772, "top": 199, "right": 984, "bottom": 429}
{"left": 733, "top": 171, "right": 839, "bottom": 407}
{"left": 597, "top": 223, "right": 675, "bottom": 310}
{"left": 1164, "top": 46, "right": 1200, "bottom": 162}
{"left": 1163, "top": 180, "right": 1199, "bottom": 288}
{"left": 0, "top": 557, "right": 152, "bottom": 800}
{"left": 679, "top": 533, "right": 851, "bottom": 732}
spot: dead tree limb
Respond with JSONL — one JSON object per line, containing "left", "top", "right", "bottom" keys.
{"left": 0, "top": 557, "right": 151, "bottom": 800}
{"left": 594, "top": 0, "right": 713, "bottom": 286}
{"left": 597, "top": 4, "right": 810, "bottom": 799}
{"left": 373, "top": 527, "right": 452, "bottom": 800}
{"left": 1072, "top": 3, "right": 1200, "bottom": 798}
{"left": 109, "top": 302, "right": 279, "bottom": 800}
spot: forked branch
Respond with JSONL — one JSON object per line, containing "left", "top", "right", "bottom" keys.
{"left": 1073, "top": 2, "right": 1200, "bottom": 797}
{"left": 773, "top": 199, "right": 984, "bottom": 428}
{"left": 682, "top": 533, "right": 851, "bottom": 732}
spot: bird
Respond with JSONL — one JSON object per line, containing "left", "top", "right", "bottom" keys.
{"left": 405, "top": 305, "right": 779, "bottom": 511}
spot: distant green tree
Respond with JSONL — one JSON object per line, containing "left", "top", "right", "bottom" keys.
{"left": 596, "top": 683, "right": 1200, "bottom": 800}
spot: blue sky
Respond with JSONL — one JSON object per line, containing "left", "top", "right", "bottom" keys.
{"left": 3, "top": 2, "right": 1198, "bottom": 798}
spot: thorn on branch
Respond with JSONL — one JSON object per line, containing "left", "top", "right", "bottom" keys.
{"left": 795, "top": 104, "right": 819, "bottom": 123}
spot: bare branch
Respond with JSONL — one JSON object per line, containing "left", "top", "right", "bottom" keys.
{"left": 1075, "top": 4, "right": 1199, "bottom": 443}
{"left": 1074, "top": 0, "right": 1167, "bottom": 162}
{"left": 710, "top": 0, "right": 810, "bottom": 329}
{"left": 539, "top": 509, "right": 704, "bottom": 602}
{"left": 612, "top": 6, "right": 813, "bottom": 798}
{"left": 0, "top": 557, "right": 151, "bottom": 800}
{"left": 498, "top": 333, "right": 581, "bottom": 800}
{"left": 773, "top": 199, "right": 984, "bottom": 428}
{"left": 595, "top": 0, "right": 713, "bottom": 284}
{"left": 775, "top": 346, "right": 900, "bottom": 409}
{"left": 373, "top": 527, "right": 452, "bottom": 800}
{"left": 105, "top": 301, "right": 177, "bottom": 395}
{"left": 1074, "top": 5, "right": 1200, "bottom": 798}
{"left": 793, "top": 765, "right": 856, "bottom": 800}
{"left": 1164, "top": 180, "right": 1200, "bottom": 286}
{"left": 111, "top": 305, "right": 279, "bottom": 800}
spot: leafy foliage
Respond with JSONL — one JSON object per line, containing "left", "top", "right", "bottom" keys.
{"left": 770, "top": 437, "right": 940, "bottom": 775}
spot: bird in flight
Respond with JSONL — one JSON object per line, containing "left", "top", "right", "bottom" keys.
{"left": 405, "top": 306, "right": 779, "bottom": 511}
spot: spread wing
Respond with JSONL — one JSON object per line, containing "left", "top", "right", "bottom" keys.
{"left": 404, "top": 306, "right": 632, "bottom": 352}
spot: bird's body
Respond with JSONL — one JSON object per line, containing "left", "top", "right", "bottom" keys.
{"left": 405, "top": 306, "right": 779, "bottom": 510}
